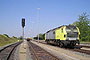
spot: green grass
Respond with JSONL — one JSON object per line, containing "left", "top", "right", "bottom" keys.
{"left": 0, "top": 35, "right": 18, "bottom": 47}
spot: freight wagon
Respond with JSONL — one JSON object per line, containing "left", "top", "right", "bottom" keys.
{"left": 45, "top": 25, "right": 80, "bottom": 48}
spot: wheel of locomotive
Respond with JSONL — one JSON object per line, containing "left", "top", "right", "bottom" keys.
{"left": 46, "top": 40, "right": 49, "bottom": 44}
{"left": 59, "top": 42, "right": 63, "bottom": 48}
{"left": 73, "top": 42, "right": 76, "bottom": 46}
{"left": 69, "top": 42, "right": 75, "bottom": 48}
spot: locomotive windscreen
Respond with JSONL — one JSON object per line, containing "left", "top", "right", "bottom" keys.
{"left": 66, "top": 26, "right": 78, "bottom": 38}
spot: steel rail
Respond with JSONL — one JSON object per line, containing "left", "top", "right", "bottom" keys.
{"left": 7, "top": 41, "right": 23, "bottom": 60}
{"left": 28, "top": 41, "right": 60, "bottom": 60}
{"left": 0, "top": 41, "right": 23, "bottom": 60}
{"left": 34, "top": 40, "right": 90, "bottom": 55}
{"left": 28, "top": 42, "right": 39, "bottom": 60}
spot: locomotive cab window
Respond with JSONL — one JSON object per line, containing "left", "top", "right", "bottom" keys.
{"left": 73, "top": 29, "right": 78, "bottom": 32}
{"left": 53, "top": 31, "right": 55, "bottom": 34}
{"left": 61, "top": 28, "right": 63, "bottom": 33}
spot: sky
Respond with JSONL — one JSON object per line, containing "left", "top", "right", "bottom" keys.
{"left": 0, "top": 0, "right": 90, "bottom": 38}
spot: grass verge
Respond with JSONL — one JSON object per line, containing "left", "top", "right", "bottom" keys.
{"left": 0, "top": 35, "right": 18, "bottom": 47}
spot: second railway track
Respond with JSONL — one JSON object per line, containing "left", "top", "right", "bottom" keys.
{"left": 28, "top": 41, "right": 61, "bottom": 60}
{"left": 34, "top": 40, "right": 90, "bottom": 55}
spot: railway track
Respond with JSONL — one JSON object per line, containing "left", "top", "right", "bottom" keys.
{"left": 28, "top": 41, "right": 61, "bottom": 60}
{"left": 34, "top": 40, "right": 90, "bottom": 55}
{"left": 80, "top": 45, "right": 90, "bottom": 48}
{"left": 72, "top": 49, "right": 90, "bottom": 55}
{"left": 0, "top": 41, "right": 22, "bottom": 60}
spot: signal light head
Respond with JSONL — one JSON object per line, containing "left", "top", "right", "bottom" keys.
{"left": 22, "top": 18, "right": 25, "bottom": 28}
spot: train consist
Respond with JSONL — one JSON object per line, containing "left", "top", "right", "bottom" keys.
{"left": 45, "top": 25, "right": 80, "bottom": 48}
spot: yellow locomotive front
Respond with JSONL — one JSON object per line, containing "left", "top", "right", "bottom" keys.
{"left": 64, "top": 26, "right": 80, "bottom": 47}
{"left": 66, "top": 26, "right": 80, "bottom": 40}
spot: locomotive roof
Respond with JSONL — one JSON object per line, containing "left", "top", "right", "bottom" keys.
{"left": 46, "top": 25, "right": 64, "bottom": 33}
{"left": 46, "top": 25, "right": 76, "bottom": 33}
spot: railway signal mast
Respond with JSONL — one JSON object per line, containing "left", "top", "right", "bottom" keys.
{"left": 22, "top": 18, "right": 25, "bottom": 40}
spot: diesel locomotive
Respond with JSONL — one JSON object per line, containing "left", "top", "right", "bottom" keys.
{"left": 45, "top": 25, "right": 80, "bottom": 48}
